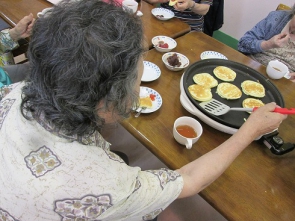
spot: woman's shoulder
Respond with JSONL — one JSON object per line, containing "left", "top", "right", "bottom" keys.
{"left": 266, "top": 10, "right": 290, "bottom": 21}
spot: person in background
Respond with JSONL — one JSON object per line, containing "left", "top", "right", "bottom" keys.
{"left": 0, "top": 13, "right": 35, "bottom": 87}
{"left": 203, "top": 0, "right": 224, "bottom": 36}
{"left": 0, "top": 0, "right": 287, "bottom": 220}
{"left": 145, "top": 0, "right": 213, "bottom": 32}
{"left": 238, "top": 4, "right": 295, "bottom": 82}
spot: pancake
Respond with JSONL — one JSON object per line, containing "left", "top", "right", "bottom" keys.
{"left": 139, "top": 96, "right": 153, "bottom": 108}
{"left": 217, "top": 82, "right": 242, "bottom": 99}
{"left": 242, "top": 98, "right": 264, "bottom": 108}
{"left": 188, "top": 84, "right": 212, "bottom": 102}
{"left": 241, "top": 80, "right": 265, "bottom": 98}
{"left": 213, "top": 66, "right": 236, "bottom": 82}
{"left": 169, "top": 0, "right": 178, "bottom": 6}
{"left": 193, "top": 73, "right": 218, "bottom": 88}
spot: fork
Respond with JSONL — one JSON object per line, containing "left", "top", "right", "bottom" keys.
{"left": 135, "top": 107, "right": 147, "bottom": 117}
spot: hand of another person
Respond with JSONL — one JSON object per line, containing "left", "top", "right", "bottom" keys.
{"left": 9, "top": 13, "right": 35, "bottom": 41}
{"left": 289, "top": 72, "right": 295, "bottom": 82}
{"left": 174, "top": 0, "right": 192, "bottom": 11}
{"left": 262, "top": 33, "right": 290, "bottom": 50}
{"left": 241, "top": 102, "right": 287, "bottom": 139}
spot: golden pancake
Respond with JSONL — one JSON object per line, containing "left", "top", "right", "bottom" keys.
{"left": 242, "top": 98, "right": 264, "bottom": 108}
{"left": 213, "top": 66, "right": 236, "bottom": 81}
{"left": 139, "top": 96, "right": 153, "bottom": 108}
{"left": 188, "top": 84, "right": 212, "bottom": 102}
{"left": 193, "top": 73, "right": 218, "bottom": 88}
{"left": 241, "top": 80, "right": 265, "bottom": 98}
{"left": 169, "top": 0, "right": 178, "bottom": 6}
{"left": 217, "top": 82, "right": 242, "bottom": 99}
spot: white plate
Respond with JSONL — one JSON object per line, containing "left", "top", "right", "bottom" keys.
{"left": 141, "top": 61, "right": 161, "bottom": 82}
{"left": 151, "top": 8, "right": 174, "bottom": 21}
{"left": 200, "top": 51, "right": 228, "bottom": 60}
{"left": 137, "top": 87, "right": 162, "bottom": 113}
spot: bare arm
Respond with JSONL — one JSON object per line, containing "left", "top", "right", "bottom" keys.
{"left": 176, "top": 103, "right": 287, "bottom": 198}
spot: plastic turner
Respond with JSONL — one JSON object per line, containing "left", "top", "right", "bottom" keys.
{"left": 199, "top": 99, "right": 295, "bottom": 116}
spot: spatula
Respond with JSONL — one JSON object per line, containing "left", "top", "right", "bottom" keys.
{"left": 199, "top": 99, "right": 295, "bottom": 116}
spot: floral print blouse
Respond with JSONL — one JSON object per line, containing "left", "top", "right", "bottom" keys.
{"left": 0, "top": 29, "right": 19, "bottom": 66}
{"left": 0, "top": 83, "right": 183, "bottom": 221}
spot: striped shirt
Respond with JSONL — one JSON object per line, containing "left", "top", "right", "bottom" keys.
{"left": 161, "top": 0, "right": 213, "bottom": 32}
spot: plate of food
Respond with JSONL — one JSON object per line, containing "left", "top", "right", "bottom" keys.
{"left": 141, "top": 61, "right": 161, "bottom": 82}
{"left": 137, "top": 86, "right": 162, "bottom": 113}
{"left": 200, "top": 51, "right": 228, "bottom": 60}
{"left": 151, "top": 8, "right": 174, "bottom": 21}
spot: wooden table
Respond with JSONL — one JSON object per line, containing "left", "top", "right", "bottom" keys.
{"left": 0, "top": 0, "right": 190, "bottom": 49}
{"left": 121, "top": 32, "right": 295, "bottom": 221}
{"left": 138, "top": 1, "right": 190, "bottom": 49}
{"left": 0, "top": 0, "right": 52, "bottom": 26}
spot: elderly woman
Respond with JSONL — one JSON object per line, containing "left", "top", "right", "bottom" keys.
{"left": 0, "top": 0, "right": 286, "bottom": 220}
{"left": 238, "top": 4, "right": 295, "bottom": 82}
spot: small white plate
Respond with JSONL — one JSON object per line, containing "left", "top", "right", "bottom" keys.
{"left": 137, "top": 87, "right": 162, "bottom": 113}
{"left": 151, "top": 8, "right": 174, "bottom": 21}
{"left": 200, "top": 51, "right": 228, "bottom": 60}
{"left": 141, "top": 61, "right": 161, "bottom": 82}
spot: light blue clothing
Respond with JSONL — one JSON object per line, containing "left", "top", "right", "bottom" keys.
{"left": 238, "top": 10, "right": 292, "bottom": 54}
{"left": 0, "top": 67, "right": 12, "bottom": 87}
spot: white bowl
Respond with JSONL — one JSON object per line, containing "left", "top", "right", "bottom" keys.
{"left": 151, "top": 8, "right": 174, "bottom": 21}
{"left": 162, "top": 52, "right": 190, "bottom": 72}
{"left": 152, "top": 36, "right": 177, "bottom": 52}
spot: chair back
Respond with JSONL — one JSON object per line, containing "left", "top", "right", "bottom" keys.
{"left": 276, "top": 4, "right": 291, "bottom": 11}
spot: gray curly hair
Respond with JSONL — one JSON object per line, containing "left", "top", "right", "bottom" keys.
{"left": 21, "top": 0, "right": 145, "bottom": 136}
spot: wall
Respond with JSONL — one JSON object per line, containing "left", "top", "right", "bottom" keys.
{"left": 220, "top": 0, "right": 294, "bottom": 40}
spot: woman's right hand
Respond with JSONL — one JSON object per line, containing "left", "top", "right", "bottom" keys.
{"left": 242, "top": 102, "right": 287, "bottom": 138}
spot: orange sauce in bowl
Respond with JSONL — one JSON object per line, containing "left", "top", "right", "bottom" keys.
{"left": 176, "top": 125, "right": 197, "bottom": 138}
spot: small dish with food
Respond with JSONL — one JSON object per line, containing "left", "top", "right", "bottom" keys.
{"left": 162, "top": 52, "right": 189, "bottom": 71}
{"left": 151, "top": 8, "right": 174, "bottom": 21}
{"left": 152, "top": 36, "right": 177, "bottom": 52}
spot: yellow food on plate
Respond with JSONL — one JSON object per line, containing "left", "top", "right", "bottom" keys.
{"left": 241, "top": 80, "right": 265, "bottom": 98}
{"left": 242, "top": 98, "right": 265, "bottom": 108}
{"left": 217, "top": 82, "right": 242, "bottom": 99}
{"left": 213, "top": 66, "right": 236, "bottom": 81}
{"left": 188, "top": 84, "right": 212, "bottom": 102}
{"left": 169, "top": 0, "right": 178, "bottom": 6}
{"left": 193, "top": 73, "right": 218, "bottom": 88}
{"left": 139, "top": 96, "right": 153, "bottom": 108}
